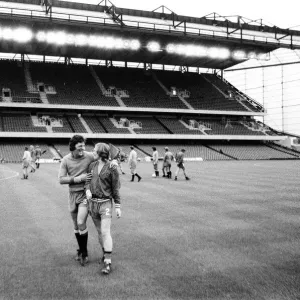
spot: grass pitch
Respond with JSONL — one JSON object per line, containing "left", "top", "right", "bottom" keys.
{"left": 0, "top": 160, "right": 300, "bottom": 300}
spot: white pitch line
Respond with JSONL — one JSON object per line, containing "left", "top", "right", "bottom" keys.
{"left": 0, "top": 171, "right": 20, "bottom": 182}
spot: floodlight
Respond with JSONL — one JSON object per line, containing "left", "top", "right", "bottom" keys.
{"left": 247, "top": 52, "right": 257, "bottom": 59}
{"left": 2, "top": 28, "right": 13, "bottom": 40}
{"left": 185, "top": 45, "right": 196, "bottom": 56}
{"left": 36, "top": 31, "right": 46, "bottom": 42}
{"left": 195, "top": 46, "right": 207, "bottom": 56}
{"left": 13, "top": 27, "right": 33, "bottom": 43}
{"left": 166, "top": 44, "right": 175, "bottom": 53}
{"left": 130, "top": 40, "right": 140, "bottom": 50}
{"left": 233, "top": 50, "right": 246, "bottom": 60}
{"left": 54, "top": 32, "right": 67, "bottom": 45}
{"left": 257, "top": 53, "right": 268, "bottom": 60}
{"left": 46, "top": 32, "right": 57, "bottom": 44}
{"left": 76, "top": 34, "right": 87, "bottom": 46}
{"left": 208, "top": 47, "right": 221, "bottom": 58}
{"left": 176, "top": 44, "right": 186, "bottom": 55}
{"left": 88, "top": 35, "right": 98, "bottom": 47}
{"left": 66, "top": 34, "right": 75, "bottom": 45}
{"left": 114, "top": 38, "right": 123, "bottom": 49}
{"left": 96, "top": 37, "right": 106, "bottom": 48}
{"left": 147, "top": 41, "right": 160, "bottom": 52}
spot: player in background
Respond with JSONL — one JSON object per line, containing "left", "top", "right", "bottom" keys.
{"left": 174, "top": 148, "right": 190, "bottom": 181}
{"left": 152, "top": 147, "right": 159, "bottom": 177}
{"left": 22, "top": 146, "right": 31, "bottom": 179}
{"left": 29, "top": 145, "right": 36, "bottom": 173}
{"left": 117, "top": 147, "right": 126, "bottom": 175}
{"left": 163, "top": 147, "right": 174, "bottom": 179}
{"left": 34, "top": 145, "right": 43, "bottom": 169}
{"left": 85, "top": 143, "right": 121, "bottom": 275}
{"left": 128, "top": 146, "right": 142, "bottom": 182}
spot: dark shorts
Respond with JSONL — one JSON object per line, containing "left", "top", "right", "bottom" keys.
{"left": 177, "top": 162, "right": 185, "bottom": 170}
{"left": 68, "top": 190, "right": 87, "bottom": 213}
{"left": 88, "top": 199, "right": 113, "bottom": 220}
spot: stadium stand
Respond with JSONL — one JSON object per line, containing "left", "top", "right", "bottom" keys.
{"left": 157, "top": 117, "right": 204, "bottom": 135}
{"left": 0, "top": 142, "right": 53, "bottom": 163}
{"left": 137, "top": 144, "right": 231, "bottom": 160}
{"left": 2, "top": 113, "right": 47, "bottom": 132}
{"left": 67, "top": 115, "right": 87, "bottom": 133}
{"left": 82, "top": 115, "right": 107, "bottom": 133}
{"left": 128, "top": 116, "right": 170, "bottom": 134}
{"left": 0, "top": 60, "right": 41, "bottom": 103}
{"left": 51, "top": 116, "right": 73, "bottom": 133}
{"left": 94, "top": 67, "right": 188, "bottom": 109}
{"left": 201, "top": 73, "right": 260, "bottom": 112}
{"left": 156, "top": 70, "right": 248, "bottom": 111}
{"left": 208, "top": 142, "right": 297, "bottom": 160}
{"left": 29, "top": 62, "right": 120, "bottom": 106}
{"left": 98, "top": 116, "right": 131, "bottom": 134}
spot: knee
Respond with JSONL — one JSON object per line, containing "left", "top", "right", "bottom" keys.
{"left": 77, "top": 220, "right": 87, "bottom": 231}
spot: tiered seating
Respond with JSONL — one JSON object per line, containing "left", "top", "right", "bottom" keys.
{"left": 157, "top": 71, "right": 248, "bottom": 111}
{"left": 209, "top": 143, "right": 297, "bottom": 160}
{"left": 29, "top": 63, "right": 120, "bottom": 106}
{"left": 83, "top": 115, "right": 107, "bottom": 133}
{"left": 201, "top": 74, "right": 260, "bottom": 112}
{"left": 0, "top": 142, "right": 53, "bottom": 163}
{"left": 202, "top": 74, "right": 260, "bottom": 111}
{"left": 52, "top": 116, "right": 73, "bottom": 133}
{"left": 129, "top": 117, "right": 170, "bottom": 134}
{"left": 2, "top": 113, "right": 47, "bottom": 132}
{"left": 267, "top": 143, "right": 300, "bottom": 158}
{"left": 98, "top": 117, "right": 131, "bottom": 134}
{"left": 94, "top": 67, "right": 188, "bottom": 109}
{"left": 200, "top": 120, "right": 265, "bottom": 135}
{"left": 0, "top": 60, "right": 40, "bottom": 102}
{"left": 158, "top": 117, "right": 203, "bottom": 135}
{"left": 67, "top": 115, "right": 87, "bottom": 133}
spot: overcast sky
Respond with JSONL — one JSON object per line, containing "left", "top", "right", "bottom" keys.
{"left": 60, "top": 0, "right": 300, "bottom": 29}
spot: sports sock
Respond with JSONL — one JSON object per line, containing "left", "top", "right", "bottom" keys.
{"left": 74, "top": 229, "right": 81, "bottom": 251}
{"left": 79, "top": 228, "right": 88, "bottom": 257}
{"left": 103, "top": 251, "right": 112, "bottom": 264}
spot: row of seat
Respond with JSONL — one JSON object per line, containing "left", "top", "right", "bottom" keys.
{"left": 1, "top": 142, "right": 298, "bottom": 163}
{"left": 0, "top": 60, "right": 258, "bottom": 111}
{"left": 0, "top": 113, "right": 270, "bottom": 135}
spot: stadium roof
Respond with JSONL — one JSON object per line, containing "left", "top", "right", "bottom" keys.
{"left": 1, "top": 0, "right": 300, "bottom": 69}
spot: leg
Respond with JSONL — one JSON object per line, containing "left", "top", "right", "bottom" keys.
{"left": 174, "top": 167, "right": 180, "bottom": 180}
{"left": 77, "top": 204, "right": 89, "bottom": 264}
{"left": 91, "top": 216, "right": 104, "bottom": 260}
{"left": 101, "top": 218, "right": 113, "bottom": 274}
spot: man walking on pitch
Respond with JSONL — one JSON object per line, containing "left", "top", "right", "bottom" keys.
{"left": 85, "top": 143, "right": 121, "bottom": 275}
{"left": 58, "top": 135, "right": 94, "bottom": 266}
{"left": 22, "top": 146, "right": 31, "bottom": 179}
{"left": 128, "top": 146, "right": 142, "bottom": 182}
{"left": 174, "top": 148, "right": 190, "bottom": 181}
{"left": 163, "top": 147, "right": 174, "bottom": 178}
{"left": 152, "top": 147, "right": 159, "bottom": 177}
{"left": 29, "top": 145, "right": 36, "bottom": 173}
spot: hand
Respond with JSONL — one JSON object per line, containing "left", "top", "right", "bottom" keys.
{"left": 115, "top": 208, "right": 121, "bottom": 218}
{"left": 86, "top": 190, "right": 92, "bottom": 200}
{"left": 109, "top": 159, "right": 118, "bottom": 169}
{"left": 75, "top": 173, "right": 92, "bottom": 183}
